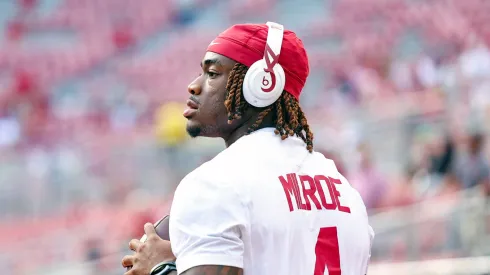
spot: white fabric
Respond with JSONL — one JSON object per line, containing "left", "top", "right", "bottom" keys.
{"left": 170, "top": 128, "right": 374, "bottom": 275}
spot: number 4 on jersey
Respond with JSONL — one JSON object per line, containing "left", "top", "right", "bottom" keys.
{"left": 314, "top": 227, "right": 341, "bottom": 275}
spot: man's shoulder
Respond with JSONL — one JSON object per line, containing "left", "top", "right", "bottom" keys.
{"left": 177, "top": 158, "right": 239, "bottom": 194}
{"left": 195, "top": 141, "right": 259, "bottom": 175}
{"left": 172, "top": 159, "right": 247, "bottom": 217}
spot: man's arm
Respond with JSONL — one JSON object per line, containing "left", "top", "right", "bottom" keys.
{"left": 122, "top": 173, "right": 247, "bottom": 275}
{"left": 169, "top": 177, "right": 247, "bottom": 275}
{"left": 179, "top": 265, "right": 243, "bottom": 275}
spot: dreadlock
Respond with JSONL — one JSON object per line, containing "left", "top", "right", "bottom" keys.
{"left": 225, "top": 63, "right": 314, "bottom": 152}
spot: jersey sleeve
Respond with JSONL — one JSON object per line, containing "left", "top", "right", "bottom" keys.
{"left": 365, "top": 225, "right": 375, "bottom": 274}
{"left": 169, "top": 176, "right": 248, "bottom": 274}
{"left": 368, "top": 225, "right": 375, "bottom": 256}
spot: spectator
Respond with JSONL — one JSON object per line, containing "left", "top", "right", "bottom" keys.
{"left": 84, "top": 238, "right": 104, "bottom": 275}
{"left": 429, "top": 137, "right": 455, "bottom": 176}
{"left": 453, "top": 133, "right": 490, "bottom": 191}
{"left": 350, "top": 144, "right": 387, "bottom": 209}
{"left": 380, "top": 167, "right": 417, "bottom": 208}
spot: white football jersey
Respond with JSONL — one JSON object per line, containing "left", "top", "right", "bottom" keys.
{"left": 170, "top": 128, "right": 374, "bottom": 275}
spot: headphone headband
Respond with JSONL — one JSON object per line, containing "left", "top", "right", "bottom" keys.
{"left": 242, "top": 21, "right": 286, "bottom": 108}
{"left": 264, "top": 22, "right": 284, "bottom": 60}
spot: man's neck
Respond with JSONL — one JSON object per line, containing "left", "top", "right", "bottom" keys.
{"left": 223, "top": 121, "right": 252, "bottom": 148}
{"left": 223, "top": 111, "right": 275, "bottom": 148}
{"left": 223, "top": 122, "right": 274, "bottom": 148}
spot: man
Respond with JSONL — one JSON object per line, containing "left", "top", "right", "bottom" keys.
{"left": 454, "top": 133, "right": 490, "bottom": 190}
{"left": 122, "top": 22, "right": 374, "bottom": 275}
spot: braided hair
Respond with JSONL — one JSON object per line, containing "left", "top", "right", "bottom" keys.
{"left": 224, "top": 63, "right": 314, "bottom": 152}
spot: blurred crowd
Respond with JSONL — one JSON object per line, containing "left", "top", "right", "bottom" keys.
{"left": 346, "top": 131, "right": 490, "bottom": 211}
{"left": 0, "top": 0, "right": 490, "bottom": 274}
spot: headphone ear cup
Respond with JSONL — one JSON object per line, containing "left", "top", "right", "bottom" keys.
{"left": 243, "top": 59, "right": 286, "bottom": 108}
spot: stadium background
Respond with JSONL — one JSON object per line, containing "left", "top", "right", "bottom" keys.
{"left": 0, "top": 0, "right": 489, "bottom": 274}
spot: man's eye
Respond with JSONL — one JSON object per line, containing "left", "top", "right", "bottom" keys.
{"left": 207, "top": 71, "right": 219, "bottom": 78}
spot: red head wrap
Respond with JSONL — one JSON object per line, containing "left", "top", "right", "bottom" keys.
{"left": 207, "top": 23, "right": 309, "bottom": 100}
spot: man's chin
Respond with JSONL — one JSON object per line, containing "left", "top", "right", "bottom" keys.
{"left": 186, "top": 124, "right": 202, "bottom": 138}
{"left": 186, "top": 120, "right": 220, "bottom": 138}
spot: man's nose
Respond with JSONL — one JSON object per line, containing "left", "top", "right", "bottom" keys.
{"left": 187, "top": 77, "right": 202, "bottom": 95}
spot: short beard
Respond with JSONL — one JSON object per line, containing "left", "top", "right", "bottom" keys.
{"left": 186, "top": 125, "right": 202, "bottom": 138}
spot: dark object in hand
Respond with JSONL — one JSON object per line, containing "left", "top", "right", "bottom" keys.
{"left": 141, "top": 215, "right": 170, "bottom": 242}
{"left": 126, "top": 215, "right": 170, "bottom": 271}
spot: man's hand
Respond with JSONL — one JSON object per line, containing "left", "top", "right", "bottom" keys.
{"left": 122, "top": 223, "right": 177, "bottom": 275}
{"left": 182, "top": 266, "right": 243, "bottom": 275}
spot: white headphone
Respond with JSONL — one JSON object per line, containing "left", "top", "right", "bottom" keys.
{"left": 243, "top": 22, "right": 286, "bottom": 108}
